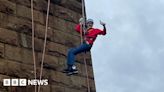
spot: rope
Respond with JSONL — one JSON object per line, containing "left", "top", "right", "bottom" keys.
{"left": 81, "top": 0, "right": 90, "bottom": 92}
{"left": 31, "top": 0, "right": 37, "bottom": 92}
{"left": 38, "top": 0, "right": 51, "bottom": 92}
{"left": 31, "top": 0, "right": 50, "bottom": 92}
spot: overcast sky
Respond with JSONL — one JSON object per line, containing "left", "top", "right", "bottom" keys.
{"left": 85, "top": 0, "right": 164, "bottom": 92}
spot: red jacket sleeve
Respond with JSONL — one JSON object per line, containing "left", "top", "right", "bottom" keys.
{"left": 94, "top": 29, "right": 106, "bottom": 35}
{"left": 75, "top": 24, "right": 81, "bottom": 33}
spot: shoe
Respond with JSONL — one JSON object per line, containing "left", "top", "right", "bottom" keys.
{"left": 66, "top": 69, "right": 78, "bottom": 76}
{"left": 66, "top": 65, "right": 78, "bottom": 76}
{"left": 62, "top": 68, "right": 69, "bottom": 73}
{"left": 62, "top": 64, "right": 73, "bottom": 73}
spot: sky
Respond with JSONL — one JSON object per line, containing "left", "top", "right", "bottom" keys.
{"left": 85, "top": 0, "right": 164, "bottom": 92}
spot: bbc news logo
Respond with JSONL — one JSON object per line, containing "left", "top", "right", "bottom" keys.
{"left": 3, "top": 79, "right": 48, "bottom": 86}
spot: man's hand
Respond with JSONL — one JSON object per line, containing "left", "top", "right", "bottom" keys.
{"left": 100, "top": 20, "right": 106, "bottom": 34}
{"left": 100, "top": 20, "right": 106, "bottom": 26}
{"left": 79, "top": 17, "right": 85, "bottom": 25}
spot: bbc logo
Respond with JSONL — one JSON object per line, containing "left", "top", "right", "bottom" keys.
{"left": 3, "top": 79, "right": 27, "bottom": 86}
{"left": 3, "top": 79, "right": 48, "bottom": 86}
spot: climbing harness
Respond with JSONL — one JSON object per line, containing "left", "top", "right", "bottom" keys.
{"left": 81, "top": 0, "right": 91, "bottom": 92}
{"left": 31, "top": 0, "right": 51, "bottom": 92}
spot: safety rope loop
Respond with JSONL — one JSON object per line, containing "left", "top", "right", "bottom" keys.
{"left": 81, "top": 0, "right": 91, "bottom": 92}
{"left": 31, "top": 0, "right": 37, "bottom": 92}
{"left": 38, "top": 0, "right": 51, "bottom": 92}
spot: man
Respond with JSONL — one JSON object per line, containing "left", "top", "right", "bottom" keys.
{"left": 63, "top": 18, "right": 107, "bottom": 75}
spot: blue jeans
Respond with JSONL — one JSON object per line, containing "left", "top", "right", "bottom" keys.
{"left": 67, "top": 43, "right": 92, "bottom": 65}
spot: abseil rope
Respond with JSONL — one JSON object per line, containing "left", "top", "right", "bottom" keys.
{"left": 31, "top": 0, "right": 37, "bottom": 92}
{"left": 81, "top": 0, "right": 91, "bottom": 92}
{"left": 38, "top": 0, "right": 51, "bottom": 92}
{"left": 31, "top": 0, "right": 51, "bottom": 92}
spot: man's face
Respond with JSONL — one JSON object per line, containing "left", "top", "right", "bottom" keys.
{"left": 86, "top": 22, "right": 93, "bottom": 28}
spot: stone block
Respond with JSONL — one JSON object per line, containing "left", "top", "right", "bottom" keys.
{"left": 28, "top": 0, "right": 81, "bottom": 24}
{"left": 5, "top": 44, "right": 33, "bottom": 65}
{"left": 10, "top": 86, "right": 36, "bottom": 92}
{"left": 0, "top": 43, "right": 4, "bottom": 57}
{"left": 0, "top": 58, "right": 8, "bottom": 75}
{"left": 6, "top": 59, "right": 22, "bottom": 77}
{"left": 0, "top": 12, "right": 32, "bottom": 34}
{"left": 51, "top": 0, "right": 82, "bottom": 14}
{"left": 51, "top": 4, "right": 81, "bottom": 23}
{"left": 0, "top": 28, "right": 18, "bottom": 46}
{"left": 48, "top": 15, "right": 78, "bottom": 35}
{"left": 51, "top": 85, "right": 65, "bottom": 92}
{"left": 64, "top": 86, "right": 87, "bottom": 92}
{"left": 35, "top": 68, "right": 51, "bottom": 80}
{"left": 19, "top": 63, "right": 36, "bottom": 78}
{"left": 76, "top": 52, "right": 92, "bottom": 65}
{"left": 16, "top": 4, "right": 44, "bottom": 24}
{"left": 15, "top": 0, "right": 31, "bottom": 7}
{"left": 40, "top": 85, "right": 51, "bottom": 92}
{"left": 53, "top": 29, "right": 80, "bottom": 47}
{"left": 19, "top": 33, "right": 45, "bottom": 52}
{"left": 89, "top": 78, "right": 96, "bottom": 92}
{"left": 50, "top": 70, "right": 72, "bottom": 85}
{"left": 37, "top": 53, "right": 58, "bottom": 70}
{"left": 50, "top": 69, "right": 91, "bottom": 89}
{"left": 47, "top": 41, "right": 68, "bottom": 56}
{"left": 32, "top": 0, "right": 48, "bottom": 12}
{"left": 16, "top": 4, "right": 31, "bottom": 20}
{"left": 87, "top": 65, "right": 94, "bottom": 79}
{"left": 57, "top": 55, "right": 67, "bottom": 71}
{"left": 32, "top": 37, "right": 44, "bottom": 52}
{"left": 79, "top": 64, "right": 94, "bottom": 79}
{"left": 70, "top": 75, "right": 86, "bottom": 88}
{"left": 19, "top": 33, "right": 29, "bottom": 48}
{"left": 0, "top": 0, "right": 16, "bottom": 15}
{"left": 0, "top": 58, "right": 22, "bottom": 77}
{"left": 35, "top": 24, "right": 54, "bottom": 41}
{"left": 0, "top": 58, "right": 46, "bottom": 79}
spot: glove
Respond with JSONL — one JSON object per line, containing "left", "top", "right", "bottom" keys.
{"left": 100, "top": 20, "right": 106, "bottom": 26}
{"left": 79, "top": 17, "right": 84, "bottom": 24}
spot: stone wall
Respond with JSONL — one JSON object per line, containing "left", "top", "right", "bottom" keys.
{"left": 0, "top": 0, "right": 96, "bottom": 92}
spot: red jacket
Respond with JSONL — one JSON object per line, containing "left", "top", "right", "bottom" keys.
{"left": 75, "top": 24, "right": 106, "bottom": 45}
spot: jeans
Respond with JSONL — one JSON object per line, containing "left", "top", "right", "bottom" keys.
{"left": 67, "top": 43, "right": 92, "bottom": 65}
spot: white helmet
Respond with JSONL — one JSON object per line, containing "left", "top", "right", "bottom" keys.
{"left": 86, "top": 19, "right": 94, "bottom": 23}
